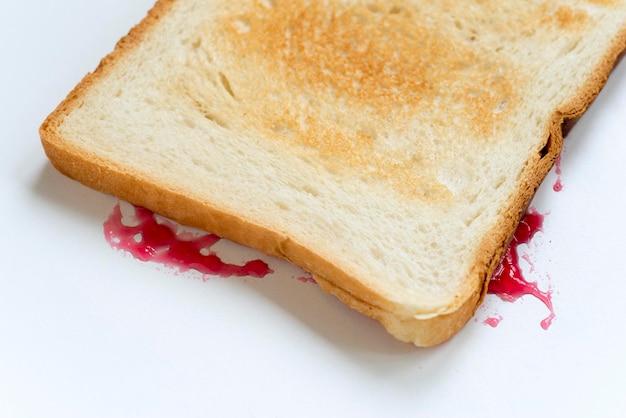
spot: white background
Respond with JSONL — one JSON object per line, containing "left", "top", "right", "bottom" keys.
{"left": 2, "top": 1, "right": 626, "bottom": 417}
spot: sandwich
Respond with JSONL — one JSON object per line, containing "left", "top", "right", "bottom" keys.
{"left": 40, "top": 0, "right": 626, "bottom": 346}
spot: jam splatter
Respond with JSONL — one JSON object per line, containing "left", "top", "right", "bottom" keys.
{"left": 103, "top": 203, "right": 273, "bottom": 278}
{"left": 488, "top": 208, "right": 555, "bottom": 329}
{"left": 297, "top": 274, "right": 317, "bottom": 284}
{"left": 483, "top": 315, "right": 503, "bottom": 328}
{"left": 105, "top": 203, "right": 554, "bottom": 330}
{"left": 553, "top": 155, "right": 564, "bottom": 192}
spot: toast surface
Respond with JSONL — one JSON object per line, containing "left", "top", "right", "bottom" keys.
{"left": 41, "top": 0, "right": 626, "bottom": 346}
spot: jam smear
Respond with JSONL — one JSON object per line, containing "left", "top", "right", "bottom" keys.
{"left": 488, "top": 208, "right": 555, "bottom": 329}
{"left": 297, "top": 275, "right": 317, "bottom": 284}
{"left": 103, "top": 203, "right": 273, "bottom": 278}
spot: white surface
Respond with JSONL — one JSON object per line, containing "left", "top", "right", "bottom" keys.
{"left": 2, "top": 1, "right": 626, "bottom": 417}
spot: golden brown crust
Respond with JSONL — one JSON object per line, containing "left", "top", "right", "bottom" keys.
{"left": 41, "top": 0, "right": 178, "bottom": 141}
{"left": 465, "top": 24, "right": 626, "bottom": 347}
{"left": 315, "top": 273, "right": 483, "bottom": 346}
{"left": 40, "top": 0, "right": 626, "bottom": 347}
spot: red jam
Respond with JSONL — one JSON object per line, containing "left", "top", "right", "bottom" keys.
{"left": 103, "top": 203, "right": 273, "bottom": 278}
{"left": 103, "top": 202, "right": 555, "bottom": 330}
{"left": 553, "top": 155, "right": 564, "bottom": 192}
{"left": 483, "top": 315, "right": 503, "bottom": 328}
{"left": 488, "top": 208, "right": 555, "bottom": 329}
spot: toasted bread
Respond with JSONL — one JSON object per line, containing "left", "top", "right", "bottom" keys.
{"left": 40, "top": 0, "right": 626, "bottom": 346}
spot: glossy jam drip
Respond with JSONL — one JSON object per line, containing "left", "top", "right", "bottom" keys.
{"left": 553, "top": 155, "right": 564, "bottom": 192}
{"left": 103, "top": 203, "right": 273, "bottom": 278}
{"left": 488, "top": 208, "right": 556, "bottom": 329}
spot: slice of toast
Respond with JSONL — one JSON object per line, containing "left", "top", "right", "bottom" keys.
{"left": 40, "top": 0, "right": 626, "bottom": 346}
